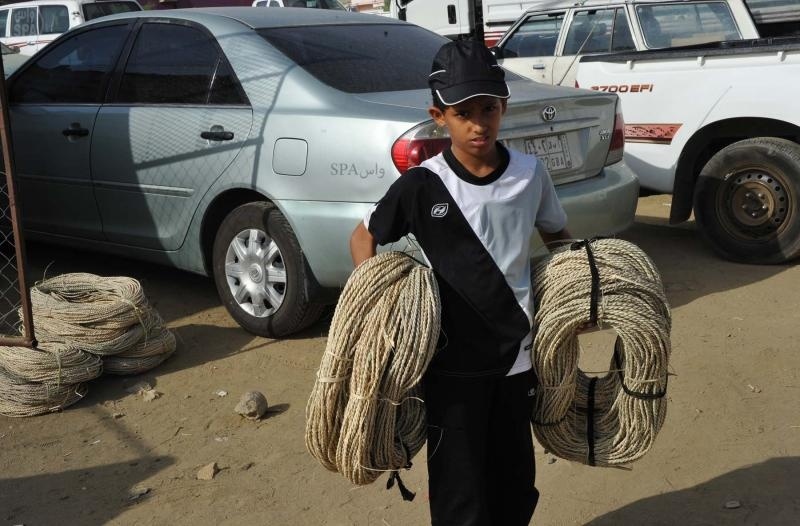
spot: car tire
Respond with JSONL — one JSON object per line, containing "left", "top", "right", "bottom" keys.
{"left": 212, "top": 201, "right": 324, "bottom": 337}
{"left": 693, "top": 137, "right": 800, "bottom": 264}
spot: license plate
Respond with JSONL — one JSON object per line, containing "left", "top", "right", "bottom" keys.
{"left": 523, "top": 134, "right": 572, "bottom": 173}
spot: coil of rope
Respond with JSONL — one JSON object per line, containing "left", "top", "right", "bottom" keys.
{"left": 0, "top": 342, "right": 102, "bottom": 385}
{"left": 531, "top": 238, "right": 671, "bottom": 467}
{"left": 0, "top": 366, "right": 88, "bottom": 418}
{"left": 28, "top": 273, "right": 162, "bottom": 355}
{"left": 103, "top": 329, "right": 176, "bottom": 375}
{"left": 305, "top": 251, "right": 440, "bottom": 496}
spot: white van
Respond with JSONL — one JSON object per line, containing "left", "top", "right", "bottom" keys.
{"left": 0, "top": 0, "right": 141, "bottom": 56}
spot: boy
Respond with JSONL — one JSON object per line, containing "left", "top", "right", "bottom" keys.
{"left": 349, "top": 40, "right": 571, "bottom": 526}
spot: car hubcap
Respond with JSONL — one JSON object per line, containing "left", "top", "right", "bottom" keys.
{"left": 719, "top": 168, "right": 790, "bottom": 240}
{"left": 224, "top": 228, "right": 286, "bottom": 318}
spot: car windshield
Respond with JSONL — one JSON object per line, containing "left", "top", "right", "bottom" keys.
{"left": 258, "top": 24, "right": 446, "bottom": 93}
{"left": 82, "top": 1, "right": 141, "bottom": 21}
{"left": 285, "top": 0, "right": 346, "bottom": 9}
{"left": 636, "top": 1, "right": 741, "bottom": 48}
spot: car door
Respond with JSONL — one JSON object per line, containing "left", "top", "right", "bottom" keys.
{"left": 8, "top": 22, "right": 132, "bottom": 239}
{"left": 496, "top": 11, "right": 565, "bottom": 85}
{"left": 92, "top": 20, "right": 253, "bottom": 250}
{"left": 552, "top": 7, "right": 635, "bottom": 87}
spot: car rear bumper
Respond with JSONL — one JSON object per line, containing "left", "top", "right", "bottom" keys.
{"left": 278, "top": 160, "right": 639, "bottom": 290}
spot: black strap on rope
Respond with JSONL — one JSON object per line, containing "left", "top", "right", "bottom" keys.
{"left": 586, "top": 376, "right": 598, "bottom": 467}
{"left": 613, "top": 338, "right": 668, "bottom": 400}
{"left": 386, "top": 440, "right": 415, "bottom": 501}
{"left": 570, "top": 238, "right": 602, "bottom": 326}
{"left": 387, "top": 470, "right": 416, "bottom": 501}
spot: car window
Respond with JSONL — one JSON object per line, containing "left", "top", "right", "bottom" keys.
{"left": 0, "top": 10, "right": 8, "bottom": 38}
{"left": 500, "top": 13, "right": 565, "bottom": 58}
{"left": 563, "top": 9, "right": 616, "bottom": 55}
{"left": 10, "top": 24, "right": 129, "bottom": 103}
{"left": 636, "top": 2, "right": 740, "bottom": 48}
{"left": 611, "top": 8, "right": 635, "bottom": 52}
{"left": 117, "top": 23, "right": 244, "bottom": 105}
{"left": 82, "top": 1, "right": 141, "bottom": 21}
{"left": 258, "top": 24, "right": 446, "bottom": 93}
{"left": 39, "top": 5, "right": 69, "bottom": 35}
{"left": 11, "top": 7, "right": 38, "bottom": 37}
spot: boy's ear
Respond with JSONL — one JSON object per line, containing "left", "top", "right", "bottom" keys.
{"left": 428, "top": 106, "right": 446, "bottom": 127}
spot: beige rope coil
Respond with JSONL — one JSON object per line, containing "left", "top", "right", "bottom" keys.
{"left": 27, "top": 273, "right": 162, "bottom": 355}
{"left": 103, "top": 329, "right": 176, "bottom": 375}
{"left": 305, "top": 251, "right": 440, "bottom": 486}
{"left": 0, "top": 342, "right": 102, "bottom": 385}
{"left": 531, "top": 238, "right": 671, "bottom": 466}
{"left": 0, "top": 366, "right": 88, "bottom": 418}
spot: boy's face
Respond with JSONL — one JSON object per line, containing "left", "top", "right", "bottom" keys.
{"left": 428, "top": 96, "right": 507, "bottom": 160}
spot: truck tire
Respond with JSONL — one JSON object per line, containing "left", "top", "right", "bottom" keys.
{"left": 212, "top": 201, "right": 324, "bottom": 338}
{"left": 693, "top": 137, "right": 800, "bottom": 264}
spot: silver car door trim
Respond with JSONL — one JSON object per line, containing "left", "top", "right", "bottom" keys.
{"left": 92, "top": 180, "right": 194, "bottom": 197}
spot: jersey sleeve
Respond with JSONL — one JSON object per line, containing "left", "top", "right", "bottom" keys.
{"left": 363, "top": 173, "right": 416, "bottom": 245}
{"left": 534, "top": 162, "right": 568, "bottom": 233}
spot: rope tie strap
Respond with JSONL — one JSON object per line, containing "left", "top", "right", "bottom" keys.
{"left": 532, "top": 238, "right": 671, "bottom": 466}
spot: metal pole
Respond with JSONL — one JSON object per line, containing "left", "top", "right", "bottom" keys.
{"left": 0, "top": 51, "right": 37, "bottom": 348}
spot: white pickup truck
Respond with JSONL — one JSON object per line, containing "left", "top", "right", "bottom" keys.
{"left": 576, "top": 37, "right": 800, "bottom": 263}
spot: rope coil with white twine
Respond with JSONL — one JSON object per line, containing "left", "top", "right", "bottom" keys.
{"left": 305, "top": 251, "right": 440, "bottom": 496}
{"left": 1, "top": 273, "right": 175, "bottom": 416}
{"left": 531, "top": 238, "right": 671, "bottom": 467}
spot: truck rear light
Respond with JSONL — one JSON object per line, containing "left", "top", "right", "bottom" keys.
{"left": 605, "top": 108, "right": 625, "bottom": 166}
{"left": 391, "top": 122, "right": 450, "bottom": 173}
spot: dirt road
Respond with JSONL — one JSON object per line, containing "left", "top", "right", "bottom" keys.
{"left": 1, "top": 195, "right": 798, "bottom": 526}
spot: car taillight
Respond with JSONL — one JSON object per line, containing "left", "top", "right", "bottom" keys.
{"left": 605, "top": 107, "right": 625, "bottom": 166}
{"left": 391, "top": 121, "right": 450, "bottom": 173}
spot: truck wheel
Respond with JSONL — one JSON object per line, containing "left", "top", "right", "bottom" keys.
{"left": 212, "top": 201, "right": 324, "bottom": 338}
{"left": 693, "top": 138, "right": 800, "bottom": 264}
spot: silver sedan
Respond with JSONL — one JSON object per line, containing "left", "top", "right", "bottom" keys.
{"left": 7, "top": 7, "right": 638, "bottom": 337}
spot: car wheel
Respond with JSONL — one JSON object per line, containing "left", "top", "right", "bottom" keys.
{"left": 693, "top": 137, "right": 800, "bottom": 264}
{"left": 212, "top": 201, "right": 324, "bottom": 337}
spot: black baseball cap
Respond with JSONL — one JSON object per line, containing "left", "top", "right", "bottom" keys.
{"left": 428, "top": 40, "right": 510, "bottom": 106}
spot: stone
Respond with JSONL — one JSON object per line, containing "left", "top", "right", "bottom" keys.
{"left": 234, "top": 391, "right": 268, "bottom": 420}
{"left": 197, "top": 462, "right": 219, "bottom": 481}
{"left": 724, "top": 500, "right": 741, "bottom": 509}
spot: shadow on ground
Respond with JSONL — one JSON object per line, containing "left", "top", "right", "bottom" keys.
{"left": 586, "top": 457, "right": 800, "bottom": 526}
{"left": 619, "top": 219, "right": 793, "bottom": 310}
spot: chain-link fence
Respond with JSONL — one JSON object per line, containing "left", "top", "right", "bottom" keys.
{"left": 0, "top": 68, "right": 34, "bottom": 348}
{"left": 0, "top": 180, "right": 22, "bottom": 338}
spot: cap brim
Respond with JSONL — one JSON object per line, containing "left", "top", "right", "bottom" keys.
{"left": 436, "top": 80, "right": 510, "bottom": 106}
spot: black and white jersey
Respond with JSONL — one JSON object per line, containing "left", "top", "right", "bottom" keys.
{"left": 364, "top": 144, "right": 567, "bottom": 377}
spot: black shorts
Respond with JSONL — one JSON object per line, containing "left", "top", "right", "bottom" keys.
{"left": 425, "top": 369, "right": 539, "bottom": 526}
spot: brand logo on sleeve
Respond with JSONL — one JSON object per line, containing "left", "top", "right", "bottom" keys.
{"left": 431, "top": 203, "right": 449, "bottom": 218}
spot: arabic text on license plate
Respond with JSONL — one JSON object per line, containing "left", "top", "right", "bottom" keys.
{"left": 524, "top": 134, "right": 572, "bottom": 172}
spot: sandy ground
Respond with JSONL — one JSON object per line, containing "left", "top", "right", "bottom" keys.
{"left": 1, "top": 195, "right": 798, "bottom": 526}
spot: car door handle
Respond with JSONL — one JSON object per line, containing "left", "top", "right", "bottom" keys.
{"left": 532, "top": 64, "right": 547, "bottom": 70}
{"left": 201, "top": 130, "right": 234, "bottom": 141}
{"left": 62, "top": 124, "right": 89, "bottom": 137}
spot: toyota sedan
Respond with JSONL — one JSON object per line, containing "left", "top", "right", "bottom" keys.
{"left": 7, "top": 8, "right": 638, "bottom": 337}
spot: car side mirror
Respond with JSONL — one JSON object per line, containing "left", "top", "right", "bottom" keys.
{"left": 490, "top": 46, "right": 503, "bottom": 59}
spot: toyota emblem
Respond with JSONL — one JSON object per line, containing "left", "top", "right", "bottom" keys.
{"left": 541, "top": 106, "right": 557, "bottom": 121}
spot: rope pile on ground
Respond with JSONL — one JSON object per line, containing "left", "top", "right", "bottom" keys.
{"left": 0, "top": 342, "right": 101, "bottom": 417}
{"left": 306, "top": 251, "right": 440, "bottom": 490}
{"left": 531, "top": 238, "right": 671, "bottom": 466}
{"left": 103, "top": 328, "right": 176, "bottom": 375}
{"left": 0, "top": 273, "right": 175, "bottom": 417}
